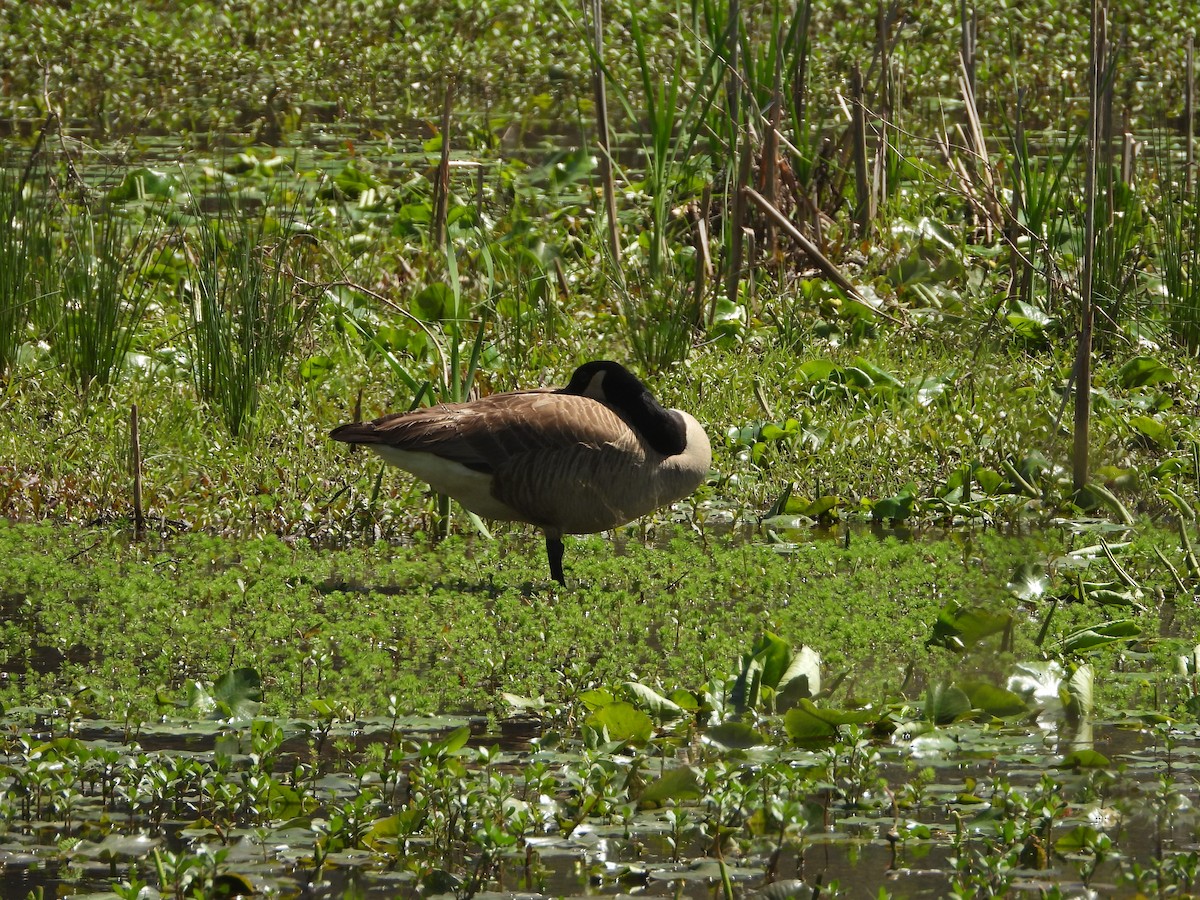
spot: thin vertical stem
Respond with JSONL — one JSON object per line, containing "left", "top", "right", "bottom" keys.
{"left": 591, "top": 0, "right": 621, "bottom": 267}
{"left": 131, "top": 403, "right": 144, "bottom": 540}
{"left": 1073, "top": 0, "right": 1104, "bottom": 496}
{"left": 725, "top": 120, "right": 752, "bottom": 310}
{"left": 1187, "top": 34, "right": 1195, "bottom": 193}
{"left": 851, "top": 66, "right": 871, "bottom": 236}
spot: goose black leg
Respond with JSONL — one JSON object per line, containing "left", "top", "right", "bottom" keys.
{"left": 546, "top": 536, "right": 566, "bottom": 585}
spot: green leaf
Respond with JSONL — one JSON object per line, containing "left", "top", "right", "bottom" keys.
{"left": 1060, "top": 748, "right": 1109, "bottom": 768}
{"left": 783, "top": 700, "right": 875, "bottom": 743}
{"left": 1054, "top": 824, "right": 1108, "bottom": 854}
{"left": 928, "top": 602, "right": 1011, "bottom": 651}
{"left": 585, "top": 702, "right": 653, "bottom": 745}
{"left": 108, "top": 167, "right": 177, "bottom": 202}
{"left": 704, "top": 721, "right": 764, "bottom": 749}
{"left": 1060, "top": 620, "right": 1140, "bottom": 654}
{"left": 1128, "top": 415, "right": 1174, "bottom": 448}
{"left": 924, "top": 682, "right": 971, "bottom": 725}
{"left": 621, "top": 681, "right": 685, "bottom": 719}
{"left": 431, "top": 725, "right": 472, "bottom": 756}
{"left": 639, "top": 767, "right": 702, "bottom": 803}
{"left": 960, "top": 681, "right": 1029, "bottom": 717}
{"left": 211, "top": 667, "right": 262, "bottom": 719}
{"left": 411, "top": 283, "right": 462, "bottom": 322}
{"left": 777, "top": 645, "right": 821, "bottom": 709}
{"left": 1116, "top": 355, "right": 1175, "bottom": 388}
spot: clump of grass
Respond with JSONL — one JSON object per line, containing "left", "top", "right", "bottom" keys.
{"left": 1158, "top": 168, "right": 1200, "bottom": 352}
{"left": 54, "top": 201, "right": 159, "bottom": 405}
{"left": 181, "top": 193, "right": 319, "bottom": 438}
{"left": 0, "top": 155, "right": 55, "bottom": 380}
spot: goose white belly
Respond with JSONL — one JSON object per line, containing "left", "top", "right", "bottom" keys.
{"left": 368, "top": 445, "right": 525, "bottom": 522}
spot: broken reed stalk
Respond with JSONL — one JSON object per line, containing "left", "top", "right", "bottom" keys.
{"left": 851, "top": 65, "right": 871, "bottom": 236}
{"left": 432, "top": 78, "right": 454, "bottom": 248}
{"left": 131, "top": 404, "right": 144, "bottom": 540}
{"left": 591, "top": 0, "right": 621, "bottom": 267}
{"left": 744, "top": 186, "right": 907, "bottom": 324}
{"left": 1073, "top": 0, "right": 1105, "bottom": 496}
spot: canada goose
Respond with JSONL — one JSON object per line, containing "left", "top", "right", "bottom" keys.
{"left": 329, "top": 361, "right": 711, "bottom": 584}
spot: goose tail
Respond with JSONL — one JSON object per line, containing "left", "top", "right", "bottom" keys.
{"left": 329, "top": 422, "right": 386, "bottom": 444}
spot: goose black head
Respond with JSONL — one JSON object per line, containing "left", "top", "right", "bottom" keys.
{"left": 561, "top": 361, "right": 688, "bottom": 457}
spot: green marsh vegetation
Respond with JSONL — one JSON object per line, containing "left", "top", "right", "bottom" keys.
{"left": 4, "top": 0, "right": 1200, "bottom": 896}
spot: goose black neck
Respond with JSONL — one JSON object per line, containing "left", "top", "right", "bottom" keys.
{"left": 562, "top": 361, "right": 688, "bottom": 456}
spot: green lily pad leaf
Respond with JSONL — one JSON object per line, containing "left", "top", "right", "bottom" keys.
{"left": 211, "top": 667, "right": 262, "bottom": 719}
{"left": 621, "top": 681, "right": 685, "bottom": 719}
{"left": 1128, "top": 415, "right": 1174, "bottom": 448}
{"left": 669, "top": 689, "right": 700, "bottom": 711}
{"left": 500, "top": 692, "right": 545, "bottom": 711}
{"left": 1054, "top": 824, "right": 1109, "bottom": 854}
{"left": 925, "top": 682, "right": 971, "bottom": 725}
{"left": 841, "top": 366, "right": 875, "bottom": 390}
{"left": 704, "top": 721, "right": 764, "bottom": 749}
{"left": 579, "top": 688, "right": 616, "bottom": 710}
{"left": 300, "top": 355, "right": 334, "bottom": 383}
{"left": 777, "top": 645, "right": 821, "bottom": 709}
{"left": 802, "top": 495, "right": 840, "bottom": 520}
{"left": 783, "top": 700, "right": 875, "bottom": 743}
{"left": 928, "top": 602, "right": 1011, "bottom": 651}
{"left": 412, "top": 283, "right": 463, "bottom": 322}
{"left": 108, "top": 167, "right": 177, "bottom": 201}
{"left": 1117, "top": 355, "right": 1175, "bottom": 388}
{"left": 1061, "top": 748, "right": 1110, "bottom": 769}
{"left": 639, "top": 767, "right": 702, "bottom": 803}
{"left": 1060, "top": 620, "right": 1140, "bottom": 654}
{"left": 334, "top": 164, "right": 379, "bottom": 198}
{"left": 961, "top": 681, "right": 1029, "bottom": 717}
{"left": 872, "top": 487, "right": 916, "bottom": 522}
{"left": 586, "top": 702, "right": 653, "bottom": 745}
{"left": 798, "top": 359, "right": 840, "bottom": 382}
{"left": 852, "top": 357, "right": 904, "bottom": 390}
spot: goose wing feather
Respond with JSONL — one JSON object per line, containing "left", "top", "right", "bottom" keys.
{"left": 330, "top": 391, "right": 644, "bottom": 476}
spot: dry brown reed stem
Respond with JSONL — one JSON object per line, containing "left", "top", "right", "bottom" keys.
{"left": 743, "top": 186, "right": 905, "bottom": 325}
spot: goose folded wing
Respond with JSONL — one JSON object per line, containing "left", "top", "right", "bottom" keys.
{"left": 357, "top": 392, "right": 641, "bottom": 474}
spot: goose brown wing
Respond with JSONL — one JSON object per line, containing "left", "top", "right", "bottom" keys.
{"left": 331, "top": 391, "right": 640, "bottom": 475}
